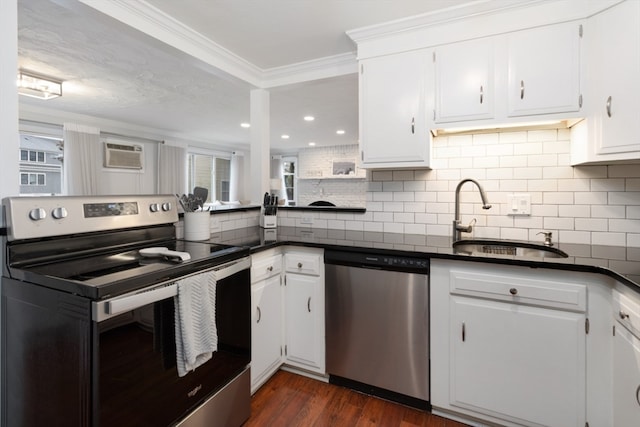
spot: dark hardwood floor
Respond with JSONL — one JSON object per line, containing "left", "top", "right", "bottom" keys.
{"left": 243, "top": 370, "right": 469, "bottom": 426}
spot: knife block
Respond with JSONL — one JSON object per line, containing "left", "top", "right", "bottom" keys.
{"left": 260, "top": 212, "right": 277, "bottom": 228}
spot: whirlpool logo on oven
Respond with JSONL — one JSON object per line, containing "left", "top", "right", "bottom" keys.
{"left": 188, "top": 384, "right": 202, "bottom": 398}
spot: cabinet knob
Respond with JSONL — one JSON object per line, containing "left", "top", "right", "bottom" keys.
{"left": 509, "top": 288, "right": 518, "bottom": 296}
{"left": 619, "top": 310, "right": 630, "bottom": 320}
{"left": 267, "top": 266, "right": 273, "bottom": 272}
{"left": 297, "top": 262, "right": 303, "bottom": 269}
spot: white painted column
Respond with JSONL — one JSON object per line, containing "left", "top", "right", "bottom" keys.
{"left": 1, "top": 0, "right": 19, "bottom": 203}
{"left": 249, "top": 88, "right": 270, "bottom": 204}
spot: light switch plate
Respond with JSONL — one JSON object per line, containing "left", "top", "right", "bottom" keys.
{"left": 507, "top": 193, "right": 531, "bottom": 216}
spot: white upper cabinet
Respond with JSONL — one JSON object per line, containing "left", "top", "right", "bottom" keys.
{"left": 433, "top": 21, "right": 582, "bottom": 128}
{"left": 507, "top": 22, "right": 582, "bottom": 117}
{"left": 359, "top": 49, "right": 432, "bottom": 169}
{"left": 434, "top": 38, "right": 494, "bottom": 123}
{"left": 572, "top": 0, "right": 640, "bottom": 164}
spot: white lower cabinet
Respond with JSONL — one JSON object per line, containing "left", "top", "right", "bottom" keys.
{"left": 613, "top": 289, "right": 640, "bottom": 426}
{"left": 250, "top": 250, "right": 283, "bottom": 393}
{"left": 283, "top": 248, "right": 325, "bottom": 374}
{"left": 250, "top": 247, "right": 325, "bottom": 393}
{"left": 431, "top": 259, "right": 588, "bottom": 427}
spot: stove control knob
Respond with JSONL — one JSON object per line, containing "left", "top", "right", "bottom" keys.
{"left": 150, "top": 203, "right": 160, "bottom": 213}
{"left": 162, "top": 202, "right": 172, "bottom": 212}
{"left": 29, "top": 208, "right": 47, "bottom": 221}
{"left": 51, "top": 207, "right": 68, "bottom": 220}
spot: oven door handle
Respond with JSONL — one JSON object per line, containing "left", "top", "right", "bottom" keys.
{"left": 107, "top": 284, "right": 177, "bottom": 316}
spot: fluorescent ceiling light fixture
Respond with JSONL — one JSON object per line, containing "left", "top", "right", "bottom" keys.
{"left": 336, "top": 130, "right": 345, "bottom": 135}
{"left": 240, "top": 122, "right": 250, "bottom": 128}
{"left": 17, "top": 70, "right": 62, "bottom": 100}
{"left": 308, "top": 142, "right": 316, "bottom": 146}
{"left": 281, "top": 134, "right": 290, "bottom": 139}
{"left": 304, "top": 116, "right": 315, "bottom": 121}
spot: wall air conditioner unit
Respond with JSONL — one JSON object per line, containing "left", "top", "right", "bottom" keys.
{"left": 104, "top": 142, "right": 143, "bottom": 169}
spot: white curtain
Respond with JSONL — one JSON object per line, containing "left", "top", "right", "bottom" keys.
{"left": 157, "top": 143, "right": 186, "bottom": 195}
{"left": 63, "top": 123, "right": 101, "bottom": 195}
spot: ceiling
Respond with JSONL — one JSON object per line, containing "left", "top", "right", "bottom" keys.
{"left": 17, "top": 0, "right": 497, "bottom": 153}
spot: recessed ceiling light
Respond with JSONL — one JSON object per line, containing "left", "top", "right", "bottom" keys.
{"left": 308, "top": 142, "right": 316, "bottom": 146}
{"left": 240, "top": 122, "right": 250, "bottom": 128}
{"left": 304, "top": 116, "right": 315, "bottom": 122}
{"left": 281, "top": 134, "right": 290, "bottom": 139}
{"left": 336, "top": 130, "right": 345, "bottom": 135}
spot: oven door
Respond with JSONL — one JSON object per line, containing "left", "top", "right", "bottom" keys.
{"left": 92, "top": 257, "right": 250, "bottom": 426}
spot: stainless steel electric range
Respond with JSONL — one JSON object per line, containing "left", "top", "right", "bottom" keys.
{"left": 1, "top": 195, "right": 251, "bottom": 427}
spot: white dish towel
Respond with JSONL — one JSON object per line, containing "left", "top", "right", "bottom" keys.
{"left": 174, "top": 270, "right": 218, "bottom": 377}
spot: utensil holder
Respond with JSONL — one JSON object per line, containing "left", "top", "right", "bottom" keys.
{"left": 184, "top": 211, "right": 210, "bottom": 240}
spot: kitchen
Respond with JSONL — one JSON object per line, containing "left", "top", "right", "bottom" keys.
{"left": 2, "top": 0, "right": 640, "bottom": 426}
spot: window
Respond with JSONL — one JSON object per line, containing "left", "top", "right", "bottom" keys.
{"left": 20, "top": 173, "right": 46, "bottom": 186}
{"left": 20, "top": 149, "right": 46, "bottom": 163}
{"left": 187, "top": 152, "right": 231, "bottom": 202}
{"left": 19, "top": 133, "right": 63, "bottom": 195}
{"left": 282, "top": 157, "right": 297, "bottom": 206}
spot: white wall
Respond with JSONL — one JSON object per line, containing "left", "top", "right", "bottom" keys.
{"left": 279, "top": 128, "right": 640, "bottom": 248}
{"left": 297, "top": 144, "right": 366, "bottom": 207}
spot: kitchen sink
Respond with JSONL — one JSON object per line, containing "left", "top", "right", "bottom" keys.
{"left": 453, "top": 239, "right": 569, "bottom": 258}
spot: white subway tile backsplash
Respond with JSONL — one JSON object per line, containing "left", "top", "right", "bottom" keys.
{"left": 289, "top": 130, "right": 639, "bottom": 248}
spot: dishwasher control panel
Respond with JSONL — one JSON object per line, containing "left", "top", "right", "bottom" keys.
{"left": 325, "top": 250, "right": 429, "bottom": 274}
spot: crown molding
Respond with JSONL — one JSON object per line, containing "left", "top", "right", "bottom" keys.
{"left": 78, "top": 0, "right": 358, "bottom": 89}
{"left": 346, "top": 0, "right": 543, "bottom": 43}
{"left": 261, "top": 52, "right": 358, "bottom": 88}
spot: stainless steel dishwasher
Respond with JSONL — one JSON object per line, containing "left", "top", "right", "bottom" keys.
{"left": 325, "top": 249, "right": 429, "bottom": 409}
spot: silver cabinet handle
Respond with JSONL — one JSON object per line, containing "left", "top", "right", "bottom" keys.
{"left": 509, "top": 288, "right": 518, "bottom": 296}
{"left": 480, "top": 85, "right": 484, "bottom": 104}
{"left": 606, "top": 96, "right": 612, "bottom": 118}
{"left": 520, "top": 80, "right": 525, "bottom": 100}
{"left": 411, "top": 117, "right": 415, "bottom": 134}
{"left": 462, "top": 322, "right": 466, "bottom": 342}
{"left": 307, "top": 297, "right": 311, "bottom": 312}
{"left": 620, "top": 310, "right": 630, "bottom": 320}
{"left": 256, "top": 306, "right": 261, "bottom": 323}
{"left": 636, "top": 384, "right": 640, "bottom": 407}
{"left": 297, "top": 262, "right": 303, "bottom": 269}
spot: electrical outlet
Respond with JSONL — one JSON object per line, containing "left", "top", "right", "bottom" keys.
{"left": 300, "top": 217, "right": 313, "bottom": 225}
{"left": 506, "top": 194, "right": 531, "bottom": 216}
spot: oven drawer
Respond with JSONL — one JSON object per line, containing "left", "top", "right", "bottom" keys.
{"left": 251, "top": 253, "right": 282, "bottom": 283}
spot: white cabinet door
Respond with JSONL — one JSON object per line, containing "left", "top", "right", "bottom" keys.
{"left": 284, "top": 272, "right": 325, "bottom": 373}
{"left": 613, "top": 325, "right": 640, "bottom": 426}
{"left": 507, "top": 22, "right": 582, "bottom": 117}
{"left": 435, "top": 37, "right": 494, "bottom": 123}
{"left": 250, "top": 274, "right": 282, "bottom": 393}
{"left": 359, "top": 49, "right": 431, "bottom": 169}
{"left": 450, "top": 296, "right": 586, "bottom": 427}
{"left": 589, "top": 0, "right": 640, "bottom": 158}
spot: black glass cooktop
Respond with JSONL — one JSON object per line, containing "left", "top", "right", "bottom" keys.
{"left": 5, "top": 233, "right": 249, "bottom": 300}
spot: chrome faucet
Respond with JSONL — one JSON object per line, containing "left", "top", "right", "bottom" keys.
{"left": 453, "top": 178, "right": 492, "bottom": 242}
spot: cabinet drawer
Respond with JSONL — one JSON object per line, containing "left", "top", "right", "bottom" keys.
{"left": 251, "top": 253, "right": 282, "bottom": 283}
{"left": 614, "top": 291, "right": 640, "bottom": 339}
{"left": 449, "top": 269, "right": 587, "bottom": 312}
{"left": 284, "top": 253, "right": 321, "bottom": 276}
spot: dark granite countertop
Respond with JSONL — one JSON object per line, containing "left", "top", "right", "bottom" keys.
{"left": 277, "top": 206, "right": 366, "bottom": 213}
{"left": 202, "top": 226, "right": 640, "bottom": 292}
